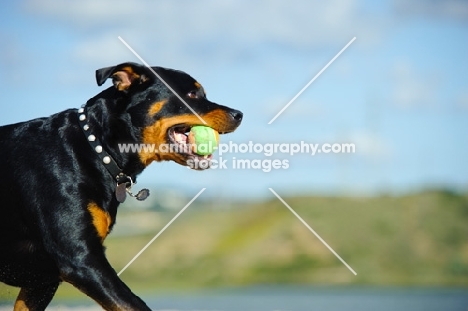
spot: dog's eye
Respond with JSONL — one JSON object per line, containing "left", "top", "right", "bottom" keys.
{"left": 187, "top": 91, "right": 198, "bottom": 99}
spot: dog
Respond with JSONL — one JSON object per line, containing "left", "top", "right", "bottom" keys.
{"left": 0, "top": 62, "right": 242, "bottom": 310}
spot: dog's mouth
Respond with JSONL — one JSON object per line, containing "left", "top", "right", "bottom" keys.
{"left": 167, "top": 125, "right": 216, "bottom": 170}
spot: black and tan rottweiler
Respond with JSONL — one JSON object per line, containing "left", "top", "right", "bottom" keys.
{"left": 0, "top": 62, "right": 242, "bottom": 310}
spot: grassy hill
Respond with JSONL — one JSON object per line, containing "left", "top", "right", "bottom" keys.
{"left": 1, "top": 190, "right": 467, "bottom": 301}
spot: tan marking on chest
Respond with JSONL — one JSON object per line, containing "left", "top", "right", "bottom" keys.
{"left": 13, "top": 299, "right": 29, "bottom": 311}
{"left": 88, "top": 202, "right": 111, "bottom": 242}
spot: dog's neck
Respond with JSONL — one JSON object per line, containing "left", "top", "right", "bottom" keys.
{"left": 77, "top": 104, "right": 149, "bottom": 203}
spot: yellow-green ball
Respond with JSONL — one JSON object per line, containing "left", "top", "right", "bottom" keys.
{"left": 188, "top": 126, "right": 219, "bottom": 156}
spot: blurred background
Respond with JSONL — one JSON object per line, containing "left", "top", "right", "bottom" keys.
{"left": 0, "top": 0, "right": 467, "bottom": 310}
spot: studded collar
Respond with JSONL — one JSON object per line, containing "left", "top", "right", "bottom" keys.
{"left": 77, "top": 106, "right": 149, "bottom": 202}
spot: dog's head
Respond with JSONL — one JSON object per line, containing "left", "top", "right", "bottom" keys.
{"left": 95, "top": 62, "right": 242, "bottom": 169}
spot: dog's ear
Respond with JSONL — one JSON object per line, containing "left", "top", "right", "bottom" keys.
{"left": 96, "top": 62, "right": 150, "bottom": 91}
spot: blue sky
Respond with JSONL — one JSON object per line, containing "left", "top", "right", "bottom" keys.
{"left": 0, "top": 0, "right": 467, "bottom": 199}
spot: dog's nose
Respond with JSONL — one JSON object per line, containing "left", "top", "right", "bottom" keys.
{"left": 229, "top": 109, "right": 243, "bottom": 122}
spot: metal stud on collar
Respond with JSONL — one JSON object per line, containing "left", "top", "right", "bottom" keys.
{"left": 78, "top": 106, "right": 150, "bottom": 202}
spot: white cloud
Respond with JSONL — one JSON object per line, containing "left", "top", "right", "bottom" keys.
{"left": 24, "top": 0, "right": 141, "bottom": 25}
{"left": 349, "top": 131, "right": 392, "bottom": 159}
{"left": 23, "top": 0, "right": 384, "bottom": 66}
{"left": 72, "top": 32, "right": 141, "bottom": 66}
{"left": 391, "top": 61, "right": 439, "bottom": 108}
{"left": 457, "top": 90, "right": 468, "bottom": 110}
{"left": 0, "top": 33, "right": 30, "bottom": 83}
{"left": 394, "top": 0, "right": 468, "bottom": 21}
{"left": 263, "top": 96, "right": 326, "bottom": 118}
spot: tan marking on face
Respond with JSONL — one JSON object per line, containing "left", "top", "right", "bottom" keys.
{"left": 88, "top": 202, "right": 111, "bottom": 242}
{"left": 148, "top": 100, "right": 166, "bottom": 116}
{"left": 194, "top": 81, "right": 202, "bottom": 89}
{"left": 201, "top": 109, "right": 239, "bottom": 133}
{"left": 139, "top": 109, "right": 238, "bottom": 166}
{"left": 139, "top": 114, "right": 202, "bottom": 166}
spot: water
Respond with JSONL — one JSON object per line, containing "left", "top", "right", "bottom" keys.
{"left": 1, "top": 287, "right": 467, "bottom": 311}
{"left": 144, "top": 287, "right": 467, "bottom": 311}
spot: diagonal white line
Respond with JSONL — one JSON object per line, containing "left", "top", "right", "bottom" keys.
{"left": 118, "top": 36, "right": 207, "bottom": 125}
{"left": 268, "top": 37, "right": 356, "bottom": 125}
{"left": 268, "top": 188, "right": 357, "bottom": 275}
{"left": 117, "top": 188, "right": 206, "bottom": 276}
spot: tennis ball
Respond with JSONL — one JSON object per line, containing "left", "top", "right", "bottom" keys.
{"left": 188, "top": 125, "right": 219, "bottom": 156}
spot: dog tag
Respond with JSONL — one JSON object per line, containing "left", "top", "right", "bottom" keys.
{"left": 115, "top": 183, "right": 127, "bottom": 203}
{"left": 135, "top": 188, "right": 150, "bottom": 201}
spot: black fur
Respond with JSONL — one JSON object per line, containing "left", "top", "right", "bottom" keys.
{"left": 0, "top": 62, "right": 242, "bottom": 310}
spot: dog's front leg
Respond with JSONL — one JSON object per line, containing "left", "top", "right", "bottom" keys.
{"left": 39, "top": 212, "right": 151, "bottom": 311}
{"left": 58, "top": 250, "right": 151, "bottom": 311}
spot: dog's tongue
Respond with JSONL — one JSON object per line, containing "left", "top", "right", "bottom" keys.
{"left": 173, "top": 132, "right": 187, "bottom": 144}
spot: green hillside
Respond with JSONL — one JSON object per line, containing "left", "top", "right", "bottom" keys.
{"left": 1, "top": 190, "right": 467, "bottom": 301}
